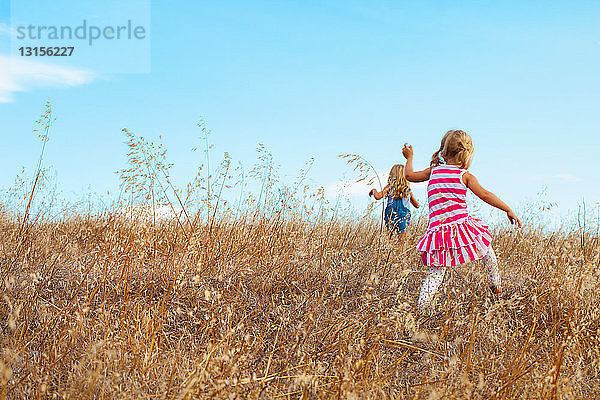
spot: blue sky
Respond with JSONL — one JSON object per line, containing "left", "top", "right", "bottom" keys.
{"left": 0, "top": 1, "right": 599, "bottom": 222}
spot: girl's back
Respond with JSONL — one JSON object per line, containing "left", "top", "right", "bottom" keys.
{"left": 427, "top": 165, "right": 468, "bottom": 229}
{"left": 386, "top": 194, "right": 410, "bottom": 210}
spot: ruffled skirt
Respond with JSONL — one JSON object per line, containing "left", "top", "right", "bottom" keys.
{"left": 417, "top": 216, "right": 492, "bottom": 267}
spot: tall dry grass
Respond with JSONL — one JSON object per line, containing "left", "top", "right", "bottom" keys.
{"left": 1, "top": 105, "right": 599, "bottom": 399}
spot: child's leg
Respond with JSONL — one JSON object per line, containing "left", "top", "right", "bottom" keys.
{"left": 396, "top": 213, "right": 410, "bottom": 252}
{"left": 482, "top": 245, "right": 502, "bottom": 293}
{"left": 397, "top": 231, "right": 406, "bottom": 252}
{"left": 417, "top": 266, "right": 446, "bottom": 312}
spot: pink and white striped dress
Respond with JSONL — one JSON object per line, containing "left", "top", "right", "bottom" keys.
{"left": 417, "top": 164, "right": 493, "bottom": 267}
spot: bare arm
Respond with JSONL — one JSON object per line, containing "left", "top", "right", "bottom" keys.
{"left": 369, "top": 185, "right": 390, "bottom": 200}
{"left": 409, "top": 191, "right": 419, "bottom": 208}
{"left": 402, "top": 143, "right": 431, "bottom": 182}
{"left": 464, "top": 172, "right": 522, "bottom": 227}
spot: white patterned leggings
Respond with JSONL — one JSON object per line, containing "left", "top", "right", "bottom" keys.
{"left": 417, "top": 245, "right": 501, "bottom": 312}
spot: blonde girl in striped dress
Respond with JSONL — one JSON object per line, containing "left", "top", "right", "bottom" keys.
{"left": 402, "top": 130, "right": 522, "bottom": 312}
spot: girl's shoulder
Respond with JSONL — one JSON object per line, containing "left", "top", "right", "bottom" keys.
{"left": 431, "top": 164, "right": 464, "bottom": 173}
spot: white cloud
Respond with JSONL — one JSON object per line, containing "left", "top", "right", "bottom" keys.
{"left": 325, "top": 170, "right": 427, "bottom": 199}
{"left": 326, "top": 179, "right": 372, "bottom": 198}
{"left": 0, "top": 23, "right": 12, "bottom": 36}
{"left": 325, "top": 169, "right": 387, "bottom": 199}
{"left": 554, "top": 173, "right": 583, "bottom": 183}
{"left": 0, "top": 54, "right": 97, "bottom": 102}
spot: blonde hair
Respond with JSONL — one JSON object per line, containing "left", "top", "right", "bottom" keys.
{"left": 430, "top": 130, "right": 474, "bottom": 168}
{"left": 388, "top": 164, "right": 411, "bottom": 199}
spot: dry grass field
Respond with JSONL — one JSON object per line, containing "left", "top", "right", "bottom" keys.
{"left": 1, "top": 106, "right": 599, "bottom": 399}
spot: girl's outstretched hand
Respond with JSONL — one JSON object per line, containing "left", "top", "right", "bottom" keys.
{"left": 402, "top": 143, "right": 413, "bottom": 159}
{"left": 507, "top": 210, "right": 522, "bottom": 228}
{"left": 369, "top": 189, "right": 375, "bottom": 197}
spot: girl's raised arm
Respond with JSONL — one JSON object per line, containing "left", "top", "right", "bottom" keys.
{"left": 463, "top": 172, "right": 522, "bottom": 227}
{"left": 369, "top": 185, "right": 389, "bottom": 200}
{"left": 402, "top": 143, "right": 431, "bottom": 182}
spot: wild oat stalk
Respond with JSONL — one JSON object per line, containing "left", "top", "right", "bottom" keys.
{"left": 339, "top": 153, "right": 386, "bottom": 238}
{"left": 22, "top": 101, "right": 53, "bottom": 230}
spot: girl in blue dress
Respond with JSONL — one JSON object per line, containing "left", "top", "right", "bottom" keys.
{"left": 369, "top": 164, "right": 420, "bottom": 249}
